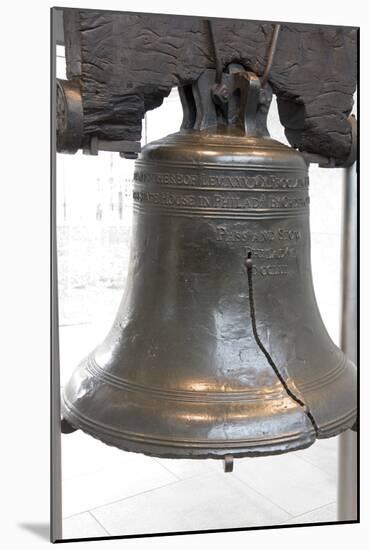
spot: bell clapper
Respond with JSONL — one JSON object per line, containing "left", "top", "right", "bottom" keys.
{"left": 224, "top": 455, "right": 234, "bottom": 473}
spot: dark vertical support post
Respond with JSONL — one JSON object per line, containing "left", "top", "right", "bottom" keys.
{"left": 51, "top": 7, "right": 63, "bottom": 542}
{"left": 337, "top": 162, "right": 357, "bottom": 521}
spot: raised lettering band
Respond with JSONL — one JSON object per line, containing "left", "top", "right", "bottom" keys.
{"left": 134, "top": 169, "right": 309, "bottom": 191}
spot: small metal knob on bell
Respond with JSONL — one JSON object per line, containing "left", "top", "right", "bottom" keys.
{"left": 61, "top": 66, "right": 356, "bottom": 460}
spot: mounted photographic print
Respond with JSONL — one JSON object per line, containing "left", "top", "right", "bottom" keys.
{"left": 51, "top": 6, "right": 358, "bottom": 542}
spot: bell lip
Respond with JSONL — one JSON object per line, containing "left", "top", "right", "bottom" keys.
{"left": 61, "top": 395, "right": 356, "bottom": 459}
{"left": 60, "top": 429, "right": 316, "bottom": 461}
{"left": 61, "top": 399, "right": 355, "bottom": 459}
{"left": 61, "top": 394, "right": 319, "bottom": 459}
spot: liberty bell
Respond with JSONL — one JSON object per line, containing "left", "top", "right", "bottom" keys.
{"left": 61, "top": 65, "right": 357, "bottom": 463}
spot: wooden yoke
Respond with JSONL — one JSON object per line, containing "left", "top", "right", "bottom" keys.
{"left": 60, "top": 8, "right": 357, "bottom": 166}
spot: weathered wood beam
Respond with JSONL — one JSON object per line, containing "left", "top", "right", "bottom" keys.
{"left": 63, "top": 9, "right": 357, "bottom": 165}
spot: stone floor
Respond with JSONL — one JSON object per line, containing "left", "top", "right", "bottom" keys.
{"left": 61, "top": 407, "right": 339, "bottom": 539}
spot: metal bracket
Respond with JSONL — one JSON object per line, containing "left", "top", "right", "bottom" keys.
{"left": 300, "top": 115, "right": 357, "bottom": 169}
{"left": 300, "top": 152, "right": 336, "bottom": 168}
{"left": 56, "top": 79, "right": 84, "bottom": 154}
{"left": 341, "top": 115, "right": 357, "bottom": 168}
{"left": 83, "top": 136, "right": 141, "bottom": 159}
{"left": 56, "top": 78, "right": 141, "bottom": 158}
{"left": 179, "top": 65, "right": 272, "bottom": 137}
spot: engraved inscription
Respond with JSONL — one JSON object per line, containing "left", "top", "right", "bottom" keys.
{"left": 215, "top": 226, "right": 302, "bottom": 243}
{"left": 134, "top": 171, "right": 309, "bottom": 190}
{"left": 249, "top": 246, "right": 297, "bottom": 259}
{"left": 253, "top": 264, "right": 289, "bottom": 276}
{"left": 133, "top": 190, "right": 309, "bottom": 210}
{"left": 214, "top": 225, "right": 303, "bottom": 278}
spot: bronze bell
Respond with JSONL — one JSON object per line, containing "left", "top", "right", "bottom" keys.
{"left": 61, "top": 66, "right": 356, "bottom": 460}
